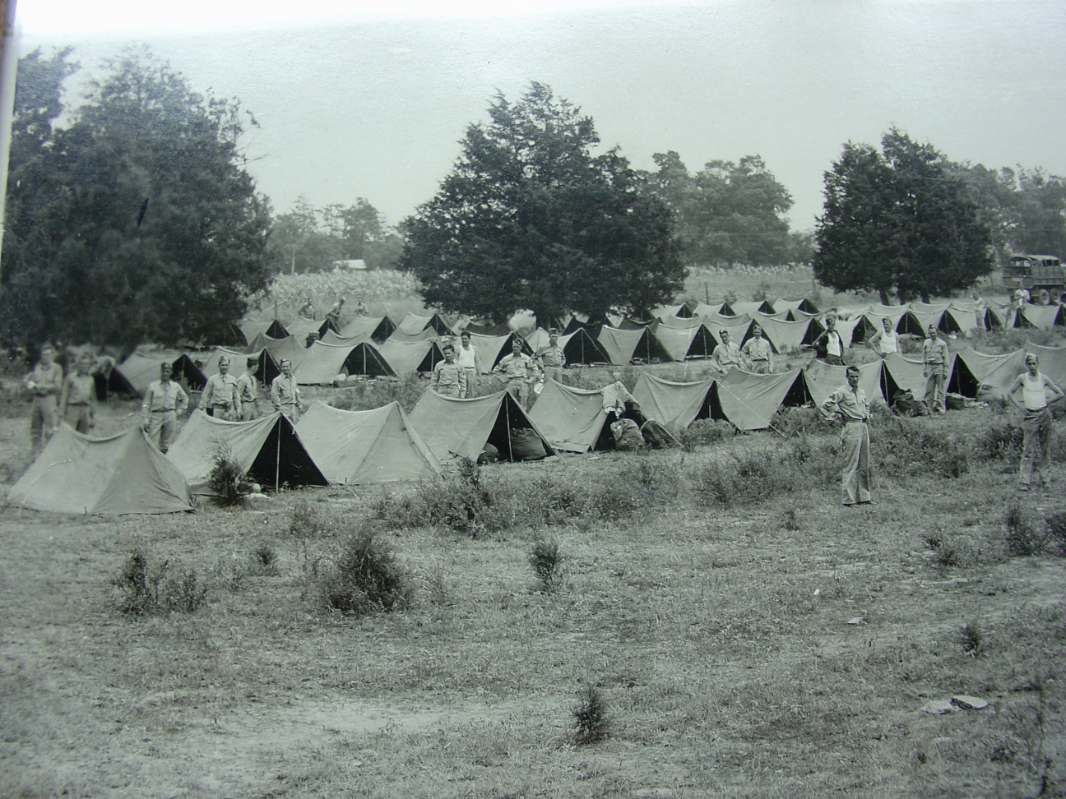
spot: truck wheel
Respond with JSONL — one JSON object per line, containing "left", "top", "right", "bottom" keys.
{"left": 1037, "top": 288, "right": 1051, "bottom": 305}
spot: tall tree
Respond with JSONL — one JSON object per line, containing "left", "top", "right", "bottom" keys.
{"left": 401, "top": 83, "right": 685, "bottom": 324}
{"left": 1015, "top": 168, "right": 1066, "bottom": 257}
{"left": 814, "top": 129, "right": 992, "bottom": 303}
{"left": 642, "top": 152, "right": 794, "bottom": 266}
{"left": 1, "top": 47, "right": 272, "bottom": 348}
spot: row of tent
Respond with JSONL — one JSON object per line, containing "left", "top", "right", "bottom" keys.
{"left": 12, "top": 340, "right": 1064, "bottom": 516}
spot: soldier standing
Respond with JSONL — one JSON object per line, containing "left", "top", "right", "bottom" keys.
{"left": 59, "top": 352, "right": 98, "bottom": 434}
{"left": 536, "top": 328, "right": 566, "bottom": 383}
{"left": 142, "top": 362, "right": 189, "bottom": 454}
{"left": 25, "top": 343, "right": 64, "bottom": 455}
{"left": 271, "top": 358, "right": 304, "bottom": 422}
{"left": 493, "top": 337, "right": 541, "bottom": 408}
{"left": 455, "top": 331, "right": 481, "bottom": 398}
{"left": 202, "top": 355, "right": 242, "bottom": 420}
{"left": 236, "top": 356, "right": 260, "bottom": 420}
{"left": 432, "top": 343, "right": 467, "bottom": 398}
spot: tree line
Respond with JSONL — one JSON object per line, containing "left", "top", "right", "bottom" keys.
{"left": 2, "top": 47, "right": 1065, "bottom": 348}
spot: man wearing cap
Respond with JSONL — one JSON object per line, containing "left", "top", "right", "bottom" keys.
{"left": 59, "top": 352, "right": 98, "bottom": 434}
{"left": 201, "top": 355, "right": 242, "bottom": 420}
{"left": 922, "top": 324, "right": 950, "bottom": 415}
{"left": 455, "top": 330, "right": 481, "bottom": 398}
{"left": 493, "top": 337, "right": 541, "bottom": 409}
{"left": 236, "top": 356, "right": 260, "bottom": 420}
{"left": 741, "top": 324, "right": 774, "bottom": 374}
{"left": 271, "top": 358, "right": 304, "bottom": 422}
{"left": 142, "top": 361, "right": 189, "bottom": 454}
{"left": 432, "top": 343, "right": 467, "bottom": 398}
{"left": 821, "top": 365, "right": 873, "bottom": 506}
{"left": 25, "top": 343, "right": 64, "bottom": 455}
{"left": 712, "top": 330, "right": 742, "bottom": 372}
{"left": 536, "top": 328, "right": 566, "bottom": 383}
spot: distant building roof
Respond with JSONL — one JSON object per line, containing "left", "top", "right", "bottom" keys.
{"left": 333, "top": 259, "right": 367, "bottom": 270}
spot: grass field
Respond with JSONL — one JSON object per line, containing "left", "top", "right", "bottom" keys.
{"left": 3, "top": 273, "right": 1063, "bottom": 798}
{"left": 2, "top": 377, "right": 1065, "bottom": 797}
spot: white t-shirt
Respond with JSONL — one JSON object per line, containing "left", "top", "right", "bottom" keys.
{"left": 455, "top": 344, "right": 478, "bottom": 370}
{"left": 877, "top": 330, "right": 898, "bottom": 355}
{"left": 826, "top": 331, "right": 842, "bottom": 357}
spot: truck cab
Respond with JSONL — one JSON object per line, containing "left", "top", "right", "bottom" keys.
{"left": 1003, "top": 254, "right": 1066, "bottom": 304}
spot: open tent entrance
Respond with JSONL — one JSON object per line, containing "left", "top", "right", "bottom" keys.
{"left": 341, "top": 343, "right": 396, "bottom": 378}
{"left": 487, "top": 392, "right": 553, "bottom": 462}
{"left": 947, "top": 356, "right": 980, "bottom": 398}
{"left": 247, "top": 415, "right": 329, "bottom": 490}
{"left": 265, "top": 319, "right": 289, "bottom": 338}
{"left": 561, "top": 328, "right": 612, "bottom": 366}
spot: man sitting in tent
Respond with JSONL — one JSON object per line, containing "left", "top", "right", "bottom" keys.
{"left": 741, "top": 324, "right": 774, "bottom": 373}
{"left": 142, "top": 361, "right": 189, "bottom": 454}
{"left": 712, "top": 329, "right": 742, "bottom": 372}
{"left": 621, "top": 400, "right": 680, "bottom": 449}
{"left": 299, "top": 295, "right": 315, "bottom": 319}
{"left": 608, "top": 404, "right": 645, "bottom": 450}
{"left": 493, "top": 337, "right": 541, "bottom": 409}
{"left": 271, "top": 358, "right": 304, "bottom": 422}
{"left": 432, "top": 343, "right": 467, "bottom": 398}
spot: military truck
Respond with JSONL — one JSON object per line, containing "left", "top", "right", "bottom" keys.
{"left": 1003, "top": 254, "right": 1066, "bottom": 304}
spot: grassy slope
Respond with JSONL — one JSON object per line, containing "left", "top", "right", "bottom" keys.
{"left": 1, "top": 406, "right": 1064, "bottom": 798}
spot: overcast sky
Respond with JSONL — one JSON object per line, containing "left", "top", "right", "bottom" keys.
{"left": 18, "top": 0, "right": 1066, "bottom": 231}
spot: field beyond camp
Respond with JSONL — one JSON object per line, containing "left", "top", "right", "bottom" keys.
{"left": 2, "top": 270, "right": 1066, "bottom": 798}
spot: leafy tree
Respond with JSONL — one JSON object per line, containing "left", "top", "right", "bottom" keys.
{"left": 642, "top": 152, "right": 795, "bottom": 266}
{"left": 814, "top": 129, "right": 993, "bottom": 303}
{"left": 401, "top": 82, "right": 685, "bottom": 325}
{"left": 1, "top": 47, "right": 272, "bottom": 348}
{"left": 1014, "top": 168, "right": 1066, "bottom": 256}
{"left": 268, "top": 196, "right": 402, "bottom": 273}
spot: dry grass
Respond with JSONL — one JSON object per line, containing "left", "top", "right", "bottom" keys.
{"left": 2, "top": 321, "right": 1066, "bottom": 797}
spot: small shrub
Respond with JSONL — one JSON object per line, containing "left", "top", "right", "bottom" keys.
{"left": 585, "top": 477, "right": 644, "bottom": 522}
{"left": 573, "top": 684, "right": 609, "bottom": 746}
{"left": 250, "top": 543, "right": 280, "bottom": 576}
{"left": 974, "top": 421, "right": 1024, "bottom": 462}
{"left": 772, "top": 406, "right": 825, "bottom": 438}
{"left": 1046, "top": 511, "right": 1066, "bottom": 556}
{"left": 529, "top": 537, "right": 565, "bottom": 591}
{"left": 960, "top": 621, "right": 984, "bottom": 657}
{"left": 424, "top": 560, "right": 450, "bottom": 607}
{"left": 782, "top": 508, "right": 801, "bottom": 531}
{"left": 289, "top": 499, "right": 345, "bottom": 539}
{"left": 212, "top": 554, "right": 248, "bottom": 593}
{"left": 372, "top": 459, "right": 505, "bottom": 536}
{"left": 316, "top": 528, "right": 413, "bottom": 616}
{"left": 1004, "top": 500, "right": 1051, "bottom": 557}
{"left": 113, "top": 548, "right": 208, "bottom": 616}
{"left": 208, "top": 443, "right": 247, "bottom": 507}
{"left": 935, "top": 540, "right": 961, "bottom": 568}
{"left": 679, "top": 419, "right": 735, "bottom": 450}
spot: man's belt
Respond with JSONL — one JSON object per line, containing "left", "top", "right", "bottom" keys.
{"left": 66, "top": 402, "right": 88, "bottom": 407}
{"left": 150, "top": 408, "right": 174, "bottom": 413}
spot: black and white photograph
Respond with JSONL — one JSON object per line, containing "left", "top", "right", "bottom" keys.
{"left": 1, "top": 0, "right": 1065, "bottom": 795}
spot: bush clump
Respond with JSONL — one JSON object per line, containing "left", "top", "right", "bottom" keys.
{"left": 679, "top": 419, "right": 735, "bottom": 450}
{"left": 874, "top": 417, "right": 969, "bottom": 478}
{"left": 1004, "top": 500, "right": 1051, "bottom": 557}
{"left": 372, "top": 458, "right": 505, "bottom": 536}
{"left": 573, "top": 684, "right": 609, "bottom": 745}
{"left": 696, "top": 448, "right": 798, "bottom": 507}
{"left": 113, "top": 548, "right": 208, "bottom": 615}
{"left": 315, "top": 527, "right": 414, "bottom": 617}
{"left": 974, "top": 420, "right": 1024, "bottom": 462}
{"left": 208, "top": 444, "right": 249, "bottom": 507}
{"left": 529, "top": 537, "right": 565, "bottom": 591}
